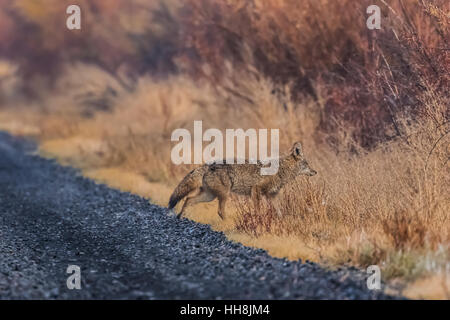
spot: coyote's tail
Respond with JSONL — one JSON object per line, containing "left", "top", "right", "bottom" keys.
{"left": 168, "top": 166, "right": 207, "bottom": 209}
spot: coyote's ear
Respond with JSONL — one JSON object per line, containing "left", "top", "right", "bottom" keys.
{"left": 291, "top": 141, "right": 303, "bottom": 159}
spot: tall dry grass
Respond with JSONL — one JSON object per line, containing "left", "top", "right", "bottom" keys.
{"left": 180, "top": 0, "right": 449, "bottom": 147}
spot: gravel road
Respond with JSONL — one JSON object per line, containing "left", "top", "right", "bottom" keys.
{"left": 0, "top": 132, "right": 397, "bottom": 299}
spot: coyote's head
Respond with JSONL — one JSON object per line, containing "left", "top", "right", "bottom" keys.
{"left": 290, "top": 141, "right": 317, "bottom": 177}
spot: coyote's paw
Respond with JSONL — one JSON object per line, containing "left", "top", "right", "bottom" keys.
{"left": 167, "top": 209, "right": 176, "bottom": 217}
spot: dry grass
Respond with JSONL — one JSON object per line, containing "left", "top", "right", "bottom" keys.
{"left": 181, "top": 0, "right": 449, "bottom": 147}
{"left": 0, "top": 0, "right": 449, "bottom": 299}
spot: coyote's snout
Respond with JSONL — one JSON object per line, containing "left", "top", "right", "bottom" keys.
{"left": 168, "top": 141, "right": 317, "bottom": 219}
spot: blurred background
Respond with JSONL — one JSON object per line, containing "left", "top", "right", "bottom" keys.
{"left": 0, "top": 0, "right": 448, "bottom": 299}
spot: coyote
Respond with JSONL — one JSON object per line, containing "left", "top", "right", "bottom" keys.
{"left": 168, "top": 141, "right": 317, "bottom": 219}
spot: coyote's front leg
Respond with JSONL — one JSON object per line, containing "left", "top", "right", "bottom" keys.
{"left": 251, "top": 185, "right": 263, "bottom": 212}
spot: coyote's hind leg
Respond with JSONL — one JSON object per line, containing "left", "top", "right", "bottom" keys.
{"left": 178, "top": 188, "right": 216, "bottom": 219}
{"left": 216, "top": 193, "right": 229, "bottom": 220}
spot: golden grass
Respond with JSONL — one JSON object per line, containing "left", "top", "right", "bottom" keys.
{"left": 404, "top": 274, "right": 450, "bottom": 300}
